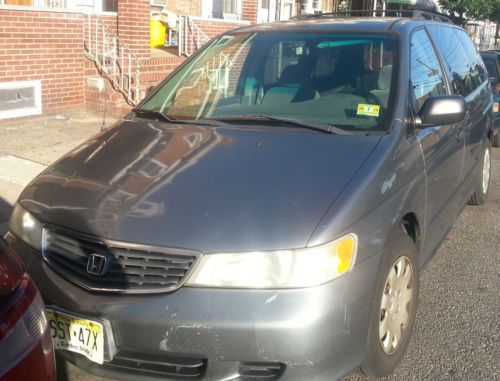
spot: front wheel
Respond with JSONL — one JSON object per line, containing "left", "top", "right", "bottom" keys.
{"left": 469, "top": 142, "right": 491, "bottom": 206}
{"left": 360, "top": 233, "right": 419, "bottom": 378}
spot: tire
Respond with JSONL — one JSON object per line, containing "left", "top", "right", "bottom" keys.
{"left": 469, "top": 142, "right": 491, "bottom": 206}
{"left": 493, "top": 131, "right": 500, "bottom": 148}
{"left": 360, "top": 232, "right": 419, "bottom": 378}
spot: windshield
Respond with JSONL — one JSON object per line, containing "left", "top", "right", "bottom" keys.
{"left": 140, "top": 32, "right": 397, "bottom": 131}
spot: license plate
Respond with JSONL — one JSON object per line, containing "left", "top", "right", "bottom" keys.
{"left": 47, "top": 309, "right": 104, "bottom": 364}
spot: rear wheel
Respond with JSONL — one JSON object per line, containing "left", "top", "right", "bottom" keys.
{"left": 469, "top": 142, "right": 491, "bottom": 206}
{"left": 360, "top": 233, "right": 419, "bottom": 378}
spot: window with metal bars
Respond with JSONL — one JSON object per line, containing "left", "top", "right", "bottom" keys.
{"left": 222, "top": 0, "right": 237, "bottom": 13}
{"left": 0, "top": 0, "right": 117, "bottom": 11}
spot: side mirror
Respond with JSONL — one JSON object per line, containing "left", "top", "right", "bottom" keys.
{"left": 419, "top": 95, "right": 466, "bottom": 127}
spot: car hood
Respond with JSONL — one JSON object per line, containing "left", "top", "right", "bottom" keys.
{"left": 19, "top": 121, "right": 381, "bottom": 252}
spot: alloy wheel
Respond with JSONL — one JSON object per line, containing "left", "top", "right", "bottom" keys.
{"left": 482, "top": 147, "right": 491, "bottom": 195}
{"left": 379, "top": 256, "right": 414, "bottom": 355}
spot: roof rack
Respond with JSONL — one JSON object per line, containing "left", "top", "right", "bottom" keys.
{"left": 292, "top": 9, "right": 453, "bottom": 24}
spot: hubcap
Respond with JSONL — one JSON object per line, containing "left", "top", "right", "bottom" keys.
{"left": 482, "top": 148, "right": 491, "bottom": 195}
{"left": 379, "top": 256, "right": 413, "bottom": 355}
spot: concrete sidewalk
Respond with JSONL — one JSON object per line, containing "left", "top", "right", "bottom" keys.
{"left": 0, "top": 110, "right": 118, "bottom": 234}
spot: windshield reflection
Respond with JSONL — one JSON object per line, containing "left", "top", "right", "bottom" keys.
{"left": 141, "top": 32, "right": 397, "bottom": 131}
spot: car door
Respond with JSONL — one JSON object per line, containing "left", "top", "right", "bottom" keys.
{"left": 427, "top": 25, "right": 491, "bottom": 203}
{"left": 410, "top": 28, "right": 465, "bottom": 265}
{"left": 453, "top": 30, "right": 490, "bottom": 182}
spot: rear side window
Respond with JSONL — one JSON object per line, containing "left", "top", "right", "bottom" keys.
{"left": 427, "top": 25, "right": 487, "bottom": 96}
{"left": 410, "top": 29, "right": 447, "bottom": 110}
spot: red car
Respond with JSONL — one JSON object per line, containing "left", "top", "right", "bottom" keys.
{"left": 0, "top": 237, "right": 55, "bottom": 381}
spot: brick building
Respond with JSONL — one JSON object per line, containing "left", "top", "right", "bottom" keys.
{"left": 0, "top": 0, "right": 337, "bottom": 120}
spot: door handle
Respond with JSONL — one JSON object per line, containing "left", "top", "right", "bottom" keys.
{"left": 465, "top": 115, "right": 473, "bottom": 131}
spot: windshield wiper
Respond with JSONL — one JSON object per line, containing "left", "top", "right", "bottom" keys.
{"left": 132, "top": 111, "right": 350, "bottom": 133}
{"left": 212, "top": 115, "right": 354, "bottom": 135}
{"left": 132, "top": 109, "right": 230, "bottom": 127}
{"left": 181, "top": 118, "right": 232, "bottom": 127}
{"left": 132, "top": 108, "right": 176, "bottom": 123}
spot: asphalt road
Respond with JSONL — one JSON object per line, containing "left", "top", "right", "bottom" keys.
{"left": 59, "top": 149, "right": 500, "bottom": 381}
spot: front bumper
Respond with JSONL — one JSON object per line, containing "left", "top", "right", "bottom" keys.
{"left": 7, "top": 233, "right": 381, "bottom": 381}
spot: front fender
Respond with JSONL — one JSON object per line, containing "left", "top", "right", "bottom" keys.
{"left": 307, "top": 127, "right": 427, "bottom": 267}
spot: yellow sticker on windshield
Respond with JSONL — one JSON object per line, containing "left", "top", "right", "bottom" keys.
{"left": 357, "top": 104, "right": 380, "bottom": 117}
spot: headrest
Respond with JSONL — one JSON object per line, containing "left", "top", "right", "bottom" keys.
{"left": 378, "top": 65, "right": 393, "bottom": 90}
{"left": 280, "top": 64, "right": 308, "bottom": 85}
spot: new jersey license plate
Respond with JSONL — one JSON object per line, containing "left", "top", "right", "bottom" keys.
{"left": 47, "top": 309, "right": 104, "bottom": 364}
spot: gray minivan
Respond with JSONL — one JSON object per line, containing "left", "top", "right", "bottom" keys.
{"left": 7, "top": 8, "right": 494, "bottom": 381}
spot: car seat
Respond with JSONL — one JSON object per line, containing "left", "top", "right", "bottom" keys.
{"left": 261, "top": 64, "right": 318, "bottom": 105}
{"left": 370, "top": 65, "right": 392, "bottom": 108}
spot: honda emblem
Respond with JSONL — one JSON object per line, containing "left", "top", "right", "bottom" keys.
{"left": 86, "top": 253, "right": 109, "bottom": 276}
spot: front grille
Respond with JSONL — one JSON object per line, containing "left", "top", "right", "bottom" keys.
{"left": 239, "top": 362, "right": 286, "bottom": 380}
{"left": 107, "top": 351, "right": 207, "bottom": 379}
{"left": 42, "top": 226, "right": 199, "bottom": 294}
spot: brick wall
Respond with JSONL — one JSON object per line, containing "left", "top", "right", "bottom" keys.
{"left": 0, "top": 9, "right": 86, "bottom": 113}
{"left": 0, "top": 2, "right": 254, "bottom": 120}
{"left": 142, "top": 56, "right": 186, "bottom": 87}
{"left": 117, "top": 0, "right": 150, "bottom": 59}
{"left": 242, "top": 0, "right": 258, "bottom": 23}
{"left": 191, "top": 18, "right": 250, "bottom": 39}
{"left": 84, "top": 55, "right": 187, "bottom": 116}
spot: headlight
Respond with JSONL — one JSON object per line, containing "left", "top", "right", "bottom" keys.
{"left": 9, "top": 204, "right": 43, "bottom": 252}
{"left": 185, "top": 233, "right": 357, "bottom": 288}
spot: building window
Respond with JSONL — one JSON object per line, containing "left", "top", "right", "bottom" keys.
{"left": 0, "top": 80, "right": 42, "bottom": 120}
{"left": 298, "top": 0, "right": 321, "bottom": 15}
{"left": 222, "top": 0, "right": 237, "bottom": 13}
{"left": 101, "top": 0, "right": 116, "bottom": 12}
{"left": 0, "top": 0, "right": 117, "bottom": 12}
{"left": 211, "top": 0, "right": 241, "bottom": 19}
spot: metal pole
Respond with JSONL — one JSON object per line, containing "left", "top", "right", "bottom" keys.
{"left": 95, "top": 15, "right": 98, "bottom": 58}
{"left": 136, "top": 64, "right": 140, "bottom": 104}
{"left": 121, "top": 45, "right": 124, "bottom": 89}
{"left": 113, "top": 37, "right": 117, "bottom": 77}
{"left": 128, "top": 53, "right": 132, "bottom": 101}
{"left": 179, "top": 16, "right": 183, "bottom": 56}
{"left": 88, "top": 14, "right": 91, "bottom": 55}
{"left": 103, "top": 26, "right": 106, "bottom": 67}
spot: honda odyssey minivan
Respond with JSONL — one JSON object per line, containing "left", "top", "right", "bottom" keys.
{"left": 6, "top": 6, "right": 494, "bottom": 381}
